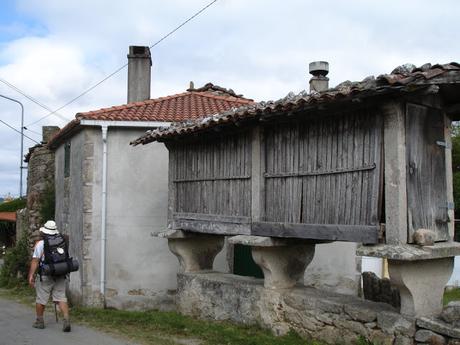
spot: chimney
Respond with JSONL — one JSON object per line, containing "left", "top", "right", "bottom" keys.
{"left": 309, "top": 61, "right": 329, "bottom": 93}
{"left": 127, "top": 46, "right": 152, "bottom": 103}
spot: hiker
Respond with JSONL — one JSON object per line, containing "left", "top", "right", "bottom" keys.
{"left": 28, "top": 220, "right": 72, "bottom": 332}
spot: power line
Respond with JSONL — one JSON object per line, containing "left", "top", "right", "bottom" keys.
{"left": 25, "top": 0, "right": 219, "bottom": 127}
{"left": 0, "top": 77, "right": 70, "bottom": 123}
{"left": 0, "top": 119, "right": 40, "bottom": 144}
{"left": 22, "top": 126, "right": 42, "bottom": 136}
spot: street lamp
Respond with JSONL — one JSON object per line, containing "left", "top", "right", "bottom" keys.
{"left": 0, "top": 94, "right": 25, "bottom": 198}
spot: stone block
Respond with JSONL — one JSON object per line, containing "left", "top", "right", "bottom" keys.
{"left": 415, "top": 330, "right": 446, "bottom": 345}
{"left": 344, "top": 302, "right": 378, "bottom": 323}
{"left": 441, "top": 302, "right": 460, "bottom": 325}
{"left": 394, "top": 335, "right": 414, "bottom": 345}
{"left": 413, "top": 229, "right": 436, "bottom": 246}
{"left": 377, "top": 311, "right": 415, "bottom": 335}
{"left": 417, "top": 317, "right": 460, "bottom": 339}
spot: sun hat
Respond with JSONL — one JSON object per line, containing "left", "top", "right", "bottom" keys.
{"left": 39, "top": 220, "right": 59, "bottom": 235}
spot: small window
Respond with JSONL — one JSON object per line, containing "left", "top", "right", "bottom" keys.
{"left": 64, "top": 142, "right": 71, "bottom": 177}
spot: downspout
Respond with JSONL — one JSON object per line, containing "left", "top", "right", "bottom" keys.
{"left": 100, "top": 125, "right": 108, "bottom": 305}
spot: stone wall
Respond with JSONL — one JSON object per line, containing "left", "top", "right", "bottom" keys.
{"left": 24, "top": 126, "right": 59, "bottom": 243}
{"left": 177, "top": 272, "right": 415, "bottom": 344}
{"left": 414, "top": 302, "right": 460, "bottom": 345}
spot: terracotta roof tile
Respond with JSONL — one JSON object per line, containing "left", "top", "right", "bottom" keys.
{"left": 132, "top": 62, "right": 460, "bottom": 145}
{"left": 47, "top": 84, "right": 253, "bottom": 149}
{"left": 0, "top": 212, "right": 16, "bottom": 222}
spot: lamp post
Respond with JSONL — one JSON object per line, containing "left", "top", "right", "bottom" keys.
{"left": 0, "top": 94, "right": 25, "bottom": 198}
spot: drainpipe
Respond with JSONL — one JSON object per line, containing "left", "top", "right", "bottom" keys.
{"left": 100, "top": 125, "right": 108, "bottom": 305}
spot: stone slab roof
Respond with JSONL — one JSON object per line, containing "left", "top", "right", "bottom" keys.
{"left": 131, "top": 62, "right": 460, "bottom": 145}
{"left": 47, "top": 83, "right": 253, "bottom": 149}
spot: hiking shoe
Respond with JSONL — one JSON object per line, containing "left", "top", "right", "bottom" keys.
{"left": 62, "top": 319, "right": 71, "bottom": 332}
{"left": 32, "top": 319, "right": 45, "bottom": 329}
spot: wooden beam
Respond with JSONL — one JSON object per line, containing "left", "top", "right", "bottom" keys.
{"left": 383, "top": 101, "right": 408, "bottom": 244}
{"left": 251, "top": 127, "right": 264, "bottom": 221}
{"left": 252, "top": 221, "right": 379, "bottom": 244}
{"left": 173, "top": 212, "right": 251, "bottom": 224}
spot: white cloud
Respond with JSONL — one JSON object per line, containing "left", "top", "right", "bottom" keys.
{"left": 1, "top": 0, "right": 460, "bottom": 196}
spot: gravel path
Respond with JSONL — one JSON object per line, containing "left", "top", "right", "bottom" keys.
{"left": 0, "top": 297, "right": 139, "bottom": 345}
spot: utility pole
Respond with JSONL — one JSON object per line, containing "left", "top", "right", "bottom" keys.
{"left": 0, "top": 94, "right": 25, "bottom": 198}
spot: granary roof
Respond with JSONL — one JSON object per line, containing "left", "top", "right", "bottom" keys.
{"left": 131, "top": 62, "right": 460, "bottom": 145}
{"left": 47, "top": 83, "right": 253, "bottom": 149}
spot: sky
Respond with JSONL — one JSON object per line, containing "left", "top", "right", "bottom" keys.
{"left": 0, "top": 0, "right": 459, "bottom": 198}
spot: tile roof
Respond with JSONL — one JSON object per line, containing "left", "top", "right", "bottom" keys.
{"left": 131, "top": 62, "right": 460, "bottom": 145}
{"left": 0, "top": 212, "right": 16, "bottom": 222}
{"left": 47, "top": 84, "right": 253, "bottom": 149}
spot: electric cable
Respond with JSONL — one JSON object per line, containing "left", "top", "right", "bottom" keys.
{"left": 23, "top": 0, "right": 219, "bottom": 127}
{"left": 0, "top": 119, "right": 40, "bottom": 144}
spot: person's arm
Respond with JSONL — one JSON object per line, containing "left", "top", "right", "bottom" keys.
{"left": 28, "top": 259, "right": 39, "bottom": 288}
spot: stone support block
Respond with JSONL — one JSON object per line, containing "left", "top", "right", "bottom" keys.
{"left": 388, "top": 258, "right": 454, "bottom": 317}
{"left": 251, "top": 243, "right": 315, "bottom": 289}
{"left": 165, "top": 232, "right": 224, "bottom": 273}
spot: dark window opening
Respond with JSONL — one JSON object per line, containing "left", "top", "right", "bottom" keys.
{"left": 64, "top": 142, "right": 71, "bottom": 177}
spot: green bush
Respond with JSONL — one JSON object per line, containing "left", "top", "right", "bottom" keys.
{"left": 0, "top": 230, "right": 30, "bottom": 288}
{"left": 0, "top": 198, "right": 26, "bottom": 212}
{"left": 39, "top": 182, "right": 55, "bottom": 223}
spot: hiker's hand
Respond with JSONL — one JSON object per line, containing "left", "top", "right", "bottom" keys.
{"left": 28, "top": 275, "right": 35, "bottom": 288}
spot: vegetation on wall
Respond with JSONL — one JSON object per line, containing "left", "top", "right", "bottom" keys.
{"left": 39, "top": 182, "right": 55, "bottom": 223}
{"left": 0, "top": 231, "right": 29, "bottom": 287}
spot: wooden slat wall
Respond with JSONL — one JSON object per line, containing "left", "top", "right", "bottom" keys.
{"left": 171, "top": 132, "right": 252, "bottom": 217}
{"left": 264, "top": 109, "right": 383, "bottom": 227}
{"left": 406, "top": 103, "right": 449, "bottom": 242}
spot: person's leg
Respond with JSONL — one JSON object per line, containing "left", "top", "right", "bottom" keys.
{"left": 58, "top": 301, "right": 69, "bottom": 319}
{"left": 52, "top": 276, "right": 71, "bottom": 332}
{"left": 33, "top": 276, "right": 51, "bottom": 329}
{"left": 35, "top": 303, "right": 45, "bottom": 317}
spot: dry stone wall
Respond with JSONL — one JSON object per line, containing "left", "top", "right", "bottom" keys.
{"left": 177, "top": 272, "right": 415, "bottom": 345}
{"left": 24, "top": 126, "right": 59, "bottom": 245}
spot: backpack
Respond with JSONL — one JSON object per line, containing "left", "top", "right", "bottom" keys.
{"left": 40, "top": 234, "right": 79, "bottom": 277}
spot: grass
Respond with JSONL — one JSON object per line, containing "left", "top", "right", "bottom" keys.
{"left": 0, "top": 286, "right": 315, "bottom": 345}
{"left": 444, "top": 287, "right": 460, "bottom": 305}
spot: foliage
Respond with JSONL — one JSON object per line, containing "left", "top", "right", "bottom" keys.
{"left": 39, "top": 182, "right": 55, "bottom": 223}
{"left": 0, "top": 230, "right": 30, "bottom": 288}
{"left": 444, "top": 288, "right": 460, "bottom": 305}
{"left": 0, "top": 198, "right": 26, "bottom": 212}
{"left": 71, "top": 307, "right": 315, "bottom": 345}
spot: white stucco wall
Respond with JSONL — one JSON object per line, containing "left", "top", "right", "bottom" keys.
{"left": 304, "top": 242, "right": 360, "bottom": 295}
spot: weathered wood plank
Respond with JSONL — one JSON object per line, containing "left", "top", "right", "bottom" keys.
{"left": 406, "top": 103, "right": 449, "bottom": 242}
{"left": 252, "top": 221, "right": 379, "bottom": 244}
{"left": 263, "top": 164, "right": 376, "bottom": 178}
{"left": 383, "top": 101, "right": 408, "bottom": 244}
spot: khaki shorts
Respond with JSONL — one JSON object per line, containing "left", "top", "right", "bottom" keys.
{"left": 35, "top": 275, "right": 68, "bottom": 305}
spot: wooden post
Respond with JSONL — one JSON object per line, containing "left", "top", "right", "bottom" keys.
{"left": 251, "top": 126, "right": 264, "bottom": 222}
{"left": 383, "top": 101, "right": 408, "bottom": 244}
{"left": 444, "top": 114, "right": 455, "bottom": 240}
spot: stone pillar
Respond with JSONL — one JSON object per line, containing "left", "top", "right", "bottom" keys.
{"left": 388, "top": 258, "right": 454, "bottom": 317}
{"left": 252, "top": 244, "right": 315, "bottom": 289}
{"left": 156, "top": 230, "right": 224, "bottom": 272}
{"left": 228, "top": 235, "right": 316, "bottom": 289}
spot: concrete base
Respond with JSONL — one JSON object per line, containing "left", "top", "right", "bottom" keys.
{"left": 388, "top": 258, "right": 454, "bottom": 317}
{"left": 252, "top": 244, "right": 315, "bottom": 289}
{"left": 167, "top": 235, "right": 224, "bottom": 273}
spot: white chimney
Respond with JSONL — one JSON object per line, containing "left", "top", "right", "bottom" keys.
{"left": 309, "top": 61, "right": 329, "bottom": 93}
{"left": 127, "top": 46, "right": 152, "bottom": 103}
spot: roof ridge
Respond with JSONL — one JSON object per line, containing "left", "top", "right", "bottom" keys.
{"left": 189, "top": 91, "right": 253, "bottom": 104}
